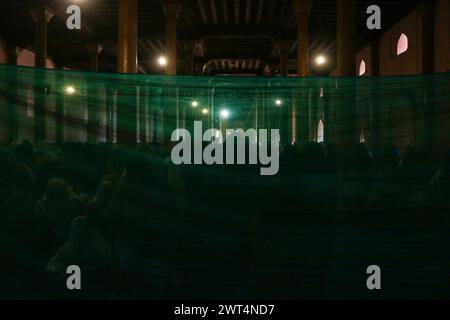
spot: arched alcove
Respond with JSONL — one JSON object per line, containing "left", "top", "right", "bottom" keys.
{"left": 317, "top": 119, "right": 324, "bottom": 143}
{"left": 397, "top": 33, "right": 409, "bottom": 55}
{"left": 359, "top": 60, "right": 366, "bottom": 76}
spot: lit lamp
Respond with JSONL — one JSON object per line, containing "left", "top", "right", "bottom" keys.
{"left": 191, "top": 100, "right": 199, "bottom": 108}
{"left": 275, "top": 99, "right": 283, "bottom": 106}
{"left": 65, "top": 86, "right": 76, "bottom": 95}
{"left": 220, "top": 109, "right": 230, "bottom": 119}
{"left": 315, "top": 55, "right": 327, "bottom": 66}
{"left": 158, "top": 56, "right": 167, "bottom": 67}
{"left": 201, "top": 108, "right": 209, "bottom": 115}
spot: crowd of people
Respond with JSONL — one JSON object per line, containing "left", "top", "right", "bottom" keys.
{"left": 0, "top": 139, "right": 449, "bottom": 299}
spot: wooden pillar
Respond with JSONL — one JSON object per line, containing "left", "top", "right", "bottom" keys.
{"left": 87, "top": 43, "right": 103, "bottom": 72}
{"left": 54, "top": 60, "right": 66, "bottom": 144}
{"left": 163, "top": 0, "right": 182, "bottom": 76}
{"left": 418, "top": 2, "right": 436, "bottom": 154}
{"left": 30, "top": 7, "right": 53, "bottom": 142}
{"left": 292, "top": 1, "right": 313, "bottom": 144}
{"left": 86, "top": 43, "right": 103, "bottom": 144}
{"left": 7, "top": 45, "right": 20, "bottom": 65}
{"left": 117, "top": 0, "right": 138, "bottom": 145}
{"left": 105, "top": 89, "right": 114, "bottom": 143}
{"left": 336, "top": 0, "right": 356, "bottom": 150}
{"left": 118, "top": 0, "right": 137, "bottom": 74}
{"left": 279, "top": 41, "right": 290, "bottom": 77}
{"left": 6, "top": 46, "right": 21, "bottom": 143}
{"left": 293, "top": 0, "right": 313, "bottom": 77}
{"left": 152, "top": 96, "right": 159, "bottom": 143}
{"left": 419, "top": 2, "right": 435, "bottom": 75}
{"left": 139, "top": 87, "right": 148, "bottom": 143}
{"left": 434, "top": 0, "right": 450, "bottom": 155}
{"left": 183, "top": 41, "right": 195, "bottom": 137}
{"left": 337, "top": 0, "right": 356, "bottom": 77}
{"left": 30, "top": 7, "right": 53, "bottom": 68}
{"left": 434, "top": 0, "right": 450, "bottom": 73}
{"left": 184, "top": 40, "right": 195, "bottom": 75}
{"left": 369, "top": 42, "right": 381, "bottom": 155}
{"left": 369, "top": 42, "right": 380, "bottom": 77}
{"left": 161, "top": 1, "right": 181, "bottom": 145}
{"left": 323, "top": 87, "right": 331, "bottom": 142}
{"left": 291, "top": 94, "right": 297, "bottom": 144}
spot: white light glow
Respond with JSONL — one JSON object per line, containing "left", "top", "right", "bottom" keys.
{"left": 275, "top": 99, "right": 282, "bottom": 106}
{"left": 220, "top": 109, "right": 230, "bottom": 119}
{"left": 192, "top": 100, "right": 199, "bottom": 107}
{"left": 158, "top": 56, "right": 167, "bottom": 66}
{"left": 65, "top": 86, "right": 76, "bottom": 95}
{"left": 315, "top": 55, "right": 327, "bottom": 66}
{"left": 201, "top": 108, "right": 209, "bottom": 114}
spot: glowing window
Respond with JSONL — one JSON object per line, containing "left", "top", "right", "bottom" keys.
{"left": 26, "top": 88, "right": 34, "bottom": 117}
{"left": 360, "top": 131, "right": 365, "bottom": 143}
{"left": 397, "top": 33, "right": 408, "bottom": 55}
{"left": 359, "top": 60, "right": 366, "bottom": 76}
{"left": 317, "top": 119, "right": 324, "bottom": 143}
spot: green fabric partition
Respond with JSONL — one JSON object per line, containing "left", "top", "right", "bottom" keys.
{"left": 1, "top": 64, "right": 449, "bottom": 153}
{"left": 1, "top": 64, "right": 450, "bottom": 299}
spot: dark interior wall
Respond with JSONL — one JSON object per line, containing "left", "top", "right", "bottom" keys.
{"left": 0, "top": 37, "right": 9, "bottom": 144}
{"left": 0, "top": 36, "right": 56, "bottom": 68}
{"left": 355, "top": 3, "right": 450, "bottom": 155}
{"left": 434, "top": 0, "right": 450, "bottom": 73}
{"left": 0, "top": 37, "right": 8, "bottom": 64}
{"left": 0, "top": 36, "right": 58, "bottom": 144}
{"left": 16, "top": 48, "right": 56, "bottom": 69}
{"left": 434, "top": 0, "right": 450, "bottom": 155}
{"left": 378, "top": 10, "right": 422, "bottom": 76}
{"left": 378, "top": 8, "right": 428, "bottom": 153}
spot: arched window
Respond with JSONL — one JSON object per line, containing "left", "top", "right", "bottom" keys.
{"left": 317, "top": 119, "right": 324, "bottom": 143}
{"left": 360, "top": 130, "right": 365, "bottom": 143}
{"left": 397, "top": 33, "right": 408, "bottom": 55}
{"left": 359, "top": 60, "right": 366, "bottom": 76}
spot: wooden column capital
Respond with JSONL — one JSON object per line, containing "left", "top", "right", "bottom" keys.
{"left": 29, "top": 7, "right": 54, "bottom": 24}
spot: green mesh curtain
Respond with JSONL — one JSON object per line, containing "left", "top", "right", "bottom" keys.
{"left": 1, "top": 64, "right": 450, "bottom": 300}
{"left": 1, "top": 64, "right": 450, "bottom": 154}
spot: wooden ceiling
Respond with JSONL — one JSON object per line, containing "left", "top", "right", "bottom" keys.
{"left": 0, "top": 0, "right": 422, "bottom": 74}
